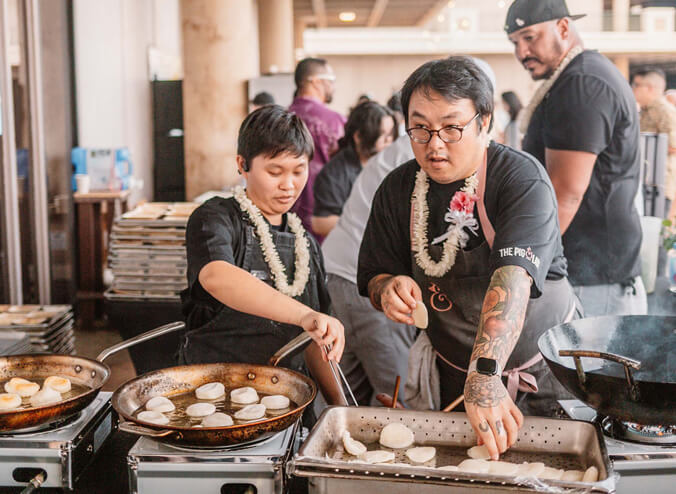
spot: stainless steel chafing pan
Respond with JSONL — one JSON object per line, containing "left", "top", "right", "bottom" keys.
{"left": 288, "top": 406, "right": 615, "bottom": 493}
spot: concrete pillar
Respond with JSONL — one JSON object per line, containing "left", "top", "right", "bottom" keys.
{"left": 612, "top": 0, "right": 629, "bottom": 32}
{"left": 181, "top": 0, "right": 258, "bottom": 199}
{"left": 257, "top": 0, "right": 293, "bottom": 74}
{"left": 294, "top": 18, "right": 306, "bottom": 60}
{"left": 613, "top": 55, "right": 630, "bottom": 80}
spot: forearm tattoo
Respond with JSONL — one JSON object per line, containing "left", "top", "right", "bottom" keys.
{"left": 464, "top": 373, "right": 507, "bottom": 407}
{"left": 367, "top": 275, "right": 393, "bottom": 311}
{"left": 470, "top": 266, "right": 531, "bottom": 365}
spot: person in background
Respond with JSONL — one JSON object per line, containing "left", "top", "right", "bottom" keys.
{"left": 289, "top": 58, "right": 346, "bottom": 239}
{"left": 632, "top": 68, "right": 676, "bottom": 220}
{"left": 387, "top": 91, "right": 407, "bottom": 136}
{"left": 506, "top": 0, "right": 646, "bottom": 317}
{"left": 311, "top": 101, "right": 397, "bottom": 237}
{"left": 356, "top": 93, "right": 372, "bottom": 105}
{"left": 250, "top": 91, "right": 275, "bottom": 111}
{"left": 179, "top": 105, "right": 345, "bottom": 405}
{"left": 501, "top": 91, "right": 523, "bottom": 150}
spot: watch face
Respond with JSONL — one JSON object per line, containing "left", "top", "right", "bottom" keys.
{"left": 476, "top": 357, "right": 498, "bottom": 375}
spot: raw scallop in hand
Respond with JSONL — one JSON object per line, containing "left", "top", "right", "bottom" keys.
{"left": 467, "top": 444, "right": 491, "bottom": 460}
{"left": 411, "top": 303, "right": 428, "bottom": 329}
{"left": 342, "top": 431, "right": 367, "bottom": 456}
{"left": 379, "top": 423, "right": 414, "bottom": 449}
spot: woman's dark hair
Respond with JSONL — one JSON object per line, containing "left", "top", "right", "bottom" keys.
{"left": 400, "top": 56, "right": 494, "bottom": 132}
{"left": 237, "top": 105, "right": 314, "bottom": 171}
{"left": 338, "top": 101, "right": 396, "bottom": 159}
{"left": 251, "top": 91, "right": 275, "bottom": 106}
{"left": 501, "top": 91, "right": 522, "bottom": 122}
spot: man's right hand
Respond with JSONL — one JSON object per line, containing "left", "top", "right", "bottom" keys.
{"left": 369, "top": 275, "right": 422, "bottom": 325}
{"left": 299, "top": 311, "right": 345, "bottom": 362}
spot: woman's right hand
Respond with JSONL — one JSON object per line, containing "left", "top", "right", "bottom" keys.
{"left": 372, "top": 275, "right": 422, "bottom": 325}
{"left": 299, "top": 311, "right": 345, "bottom": 362}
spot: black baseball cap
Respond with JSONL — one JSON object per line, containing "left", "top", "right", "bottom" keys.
{"left": 504, "top": 0, "right": 586, "bottom": 34}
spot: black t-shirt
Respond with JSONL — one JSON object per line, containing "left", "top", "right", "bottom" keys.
{"left": 182, "top": 197, "right": 330, "bottom": 327}
{"left": 357, "top": 142, "right": 567, "bottom": 299}
{"left": 522, "top": 50, "right": 642, "bottom": 286}
{"left": 313, "top": 146, "right": 363, "bottom": 217}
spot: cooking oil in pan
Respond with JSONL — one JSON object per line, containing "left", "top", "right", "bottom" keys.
{"left": 133, "top": 388, "right": 298, "bottom": 427}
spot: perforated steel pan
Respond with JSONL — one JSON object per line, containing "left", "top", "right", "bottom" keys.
{"left": 538, "top": 315, "right": 676, "bottom": 424}
{"left": 111, "top": 331, "right": 317, "bottom": 447}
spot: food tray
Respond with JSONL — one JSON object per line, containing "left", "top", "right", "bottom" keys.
{"left": 104, "top": 288, "right": 181, "bottom": 302}
{"left": 289, "top": 406, "right": 614, "bottom": 493}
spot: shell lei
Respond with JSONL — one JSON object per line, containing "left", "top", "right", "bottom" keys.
{"left": 233, "top": 186, "right": 310, "bottom": 297}
{"left": 412, "top": 171, "right": 479, "bottom": 278}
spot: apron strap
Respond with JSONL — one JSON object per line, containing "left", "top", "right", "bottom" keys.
{"left": 476, "top": 149, "right": 495, "bottom": 249}
{"left": 436, "top": 299, "right": 577, "bottom": 402}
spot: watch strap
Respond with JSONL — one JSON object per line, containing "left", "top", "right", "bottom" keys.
{"left": 467, "top": 358, "right": 502, "bottom": 376}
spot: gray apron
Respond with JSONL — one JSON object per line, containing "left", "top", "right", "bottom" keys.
{"left": 410, "top": 160, "right": 578, "bottom": 416}
{"left": 178, "top": 221, "right": 321, "bottom": 373}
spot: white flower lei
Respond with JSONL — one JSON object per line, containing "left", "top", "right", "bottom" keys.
{"left": 412, "top": 171, "right": 479, "bottom": 278}
{"left": 233, "top": 186, "right": 310, "bottom": 297}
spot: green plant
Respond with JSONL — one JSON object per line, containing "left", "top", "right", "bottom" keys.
{"left": 662, "top": 219, "right": 676, "bottom": 250}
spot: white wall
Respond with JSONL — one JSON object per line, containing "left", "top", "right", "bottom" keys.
{"left": 73, "top": 0, "right": 183, "bottom": 205}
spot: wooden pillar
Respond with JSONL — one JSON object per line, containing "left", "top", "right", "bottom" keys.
{"left": 181, "top": 0, "right": 258, "bottom": 199}
{"left": 257, "top": 0, "right": 294, "bottom": 74}
{"left": 612, "top": 0, "right": 629, "bottom": 32}
{"left": 613, "top": 55, "right": 630, "bottom": 80}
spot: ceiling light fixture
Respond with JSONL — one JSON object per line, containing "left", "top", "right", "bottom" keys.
{"left": 339, "top": 11, "right": 356, "bottom": 22}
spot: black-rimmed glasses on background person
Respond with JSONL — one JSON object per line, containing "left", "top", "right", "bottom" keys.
{"left": 407, "top": 112, "right": 480, "bottom": 144}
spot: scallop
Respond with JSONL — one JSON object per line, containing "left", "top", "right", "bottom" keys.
{"left": 539, "top": 467, "right": 564, "bottom": 480}
{"left": 29, "top": 387, "right": 61, "bottom": 407}
{"left": 411, "top": 303, "right": 428, "bottom": 329}
{"left": 515, "top": 462, "right": 545, "bottom": 477}
{"left": 260, "top": 394, "right": 290, "bottom": 410}
{"left": 145, "top": 396, "right": 176, "bottom": 413}
{"left": 201, "top": 412, "right": 234, "bottom": 427}
{"left": 405, "top": 447, "right": 436, "bottom": 463}
{"left": 44, "top": 376, "right": 72, "bottom": 393}
{"left": 362, "top": 450, "right": 395, "bottom": 464}
{"left": 457, "top": 459, "right": 491, "bottom": 474}
{"left": 342, "top": 431, "right": 367, "bottom": 456}
{"left": 582, "top": 466, "right": 599, "bottom": 482}
{"left": 195, "top": 382, "right": 225, "bottom": 400}
{"left": 438, "top": 465, "right": 459, "bottom": 472}
{"left": 137, "top": 410, "right": 170, "bottom": 425}
{"left": 234, "top": 403, "right": 266, "bottom": 421}
{"left": 488, "top": 461, "right": 519, "bottom": 476}
{"left": 185, "top": 402, "right": 216, "bottom": 417}
{"left": 561, "top": 470, "right": 584, "bottom": 481}
{"left": 230, "top": 386, "right": 259, "bottom": 404}
{"left": 467, "top": 444, "right": 491, "bottom": 460}
{"left": 5, "top": 378, "right": 39, "bottom": 397}
{"left": 379, "top": 423, "right": 414, "bottom": 449}
{"left": 0, "top": 393, "right": 21, "bottom": 410}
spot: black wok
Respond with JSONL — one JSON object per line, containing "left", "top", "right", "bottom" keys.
{"left": 538, "top": 315, "right": 676, "bottom": 425}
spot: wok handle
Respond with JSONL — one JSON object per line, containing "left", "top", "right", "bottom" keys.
{"left": 96, "top": 321, "right": 186, "bottom": 362}
{"left": 118, "top": 420, "right": 175, "bottom": 438}
{"left": 268, "top": 332, "right": 312, "bottom": 367}
{"left": 558, "top": 349, "right": 642, "bottom": 400}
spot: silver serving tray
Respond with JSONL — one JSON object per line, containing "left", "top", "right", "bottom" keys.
{"left": 289, "top": 406, "right": 615, "bottom": 493}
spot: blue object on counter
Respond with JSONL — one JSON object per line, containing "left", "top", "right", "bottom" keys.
{"left": 71, "top": 147, "right": 133, "bottom": 191}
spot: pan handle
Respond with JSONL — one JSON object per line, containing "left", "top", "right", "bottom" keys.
{"left": 96, "top": 321, "right": 186, "bottom": 363}
{"left": 118, "top": 420, "right": 176, "bottom": 438}
{"left": 268, "top": 332, "right": 312, "bottom": 367}
{"left": 558, "top": 349, "right": 641, "bottom": 401}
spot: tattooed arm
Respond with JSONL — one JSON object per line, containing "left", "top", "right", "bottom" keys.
{"left": 463, "top": 265, "right": 531, "bottom": 459}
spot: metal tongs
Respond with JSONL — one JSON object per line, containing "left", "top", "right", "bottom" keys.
{"left": 323, "top": 344, "right": 358, "bottom": 407}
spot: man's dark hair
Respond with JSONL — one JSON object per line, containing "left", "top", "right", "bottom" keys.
{"left": 294, "top": 57, "right": 328, "bottom": 89}
{"left": 387, "top": 91, "right": 403, "bottom": 114}
{"left": 339, "top": 101, "right": 397, "bottom": 158}
{"left": 630, "top": 67, "right": 666, "bottom": 83}
{"left": 400, "top": 56, "right": 494, "bottom": 132}
{"left": 237, "top": 105, "right": 314, "bottom": 171}
{"left": 501, "top": 91, "right": 523, "bottom": 122}
{"left": 251, "top": 91, "right": 275, "bottom": 106}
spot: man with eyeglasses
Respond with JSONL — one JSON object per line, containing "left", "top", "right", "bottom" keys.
{"left": 357, "top": 57, "right": 578, "bottom": 460}
{"left": 289, "top": 58, "right": 346, "bottom": 239}
{"left": 505, "top": 0, "right": 646, "bottom": 317}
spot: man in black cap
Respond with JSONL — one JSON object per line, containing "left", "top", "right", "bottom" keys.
{"left": 505, "top": 0, "right": 647, "bottom": 317}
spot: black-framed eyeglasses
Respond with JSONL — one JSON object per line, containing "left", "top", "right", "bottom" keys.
{"left": 406, "top": 112, "right": 481, "bottom": 144}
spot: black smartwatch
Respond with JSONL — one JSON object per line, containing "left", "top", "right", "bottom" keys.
{"left": 468, "top": 357, "right": 502, "bottom": 376}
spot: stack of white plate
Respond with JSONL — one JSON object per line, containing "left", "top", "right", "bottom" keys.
{"left": 0, "top": 305, "right": 75, "bottom": 354}
{"left": 105, "top": 202, "right": 198, "bottom": 302}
